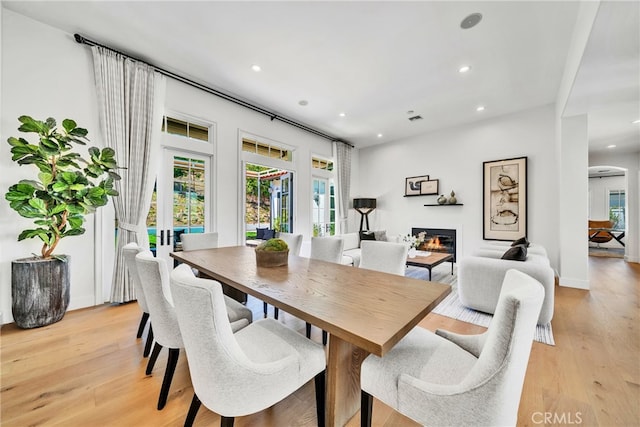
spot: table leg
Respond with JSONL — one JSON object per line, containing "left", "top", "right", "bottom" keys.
{"left": 326, "top": 336, "right": 369, "bottom": 427}
{"left": 428, "top": 268, "right": 432, "bottom": 281}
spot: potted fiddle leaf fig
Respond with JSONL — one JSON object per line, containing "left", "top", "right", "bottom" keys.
{"left": 5, "top": 115, "right": 120, "bottom": 328}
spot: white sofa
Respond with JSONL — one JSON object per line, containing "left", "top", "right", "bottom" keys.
{"left": 458, "top": 242, "right": 554, "bottom": 325}
{"left": 336, "top": 231, "right": 395, "bottom": 267}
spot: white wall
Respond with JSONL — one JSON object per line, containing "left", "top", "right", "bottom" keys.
{"left": 357, "top": 104, "right": 559, "bottom": 269}
{"left": 1, "top": 9, "right": 102, "bottom": 321}
{"left": 590, "top": 151, "right": 640, "bottom": 263}
{"left": 0, "top": 10, "right": 332, "bottom": 324}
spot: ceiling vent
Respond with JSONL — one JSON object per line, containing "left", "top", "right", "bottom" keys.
{"left": 408, "top": 115, "right": 423, "bottom": 122}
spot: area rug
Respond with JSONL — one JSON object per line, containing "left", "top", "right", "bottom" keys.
{"left": 405, "top": 265, "right": 555, "bottom": 346}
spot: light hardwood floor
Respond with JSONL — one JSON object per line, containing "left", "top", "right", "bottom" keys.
{"left": 1, "top": 257, "right": 638, "bottom": 426}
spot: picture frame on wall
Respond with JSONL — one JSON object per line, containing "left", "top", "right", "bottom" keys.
{"left": 405, "top": 175, "right": 438, "bottom": 196}
{"left": 483, "top": 156, "right": 527, "bottom": 240}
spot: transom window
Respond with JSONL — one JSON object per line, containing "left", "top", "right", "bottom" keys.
{"left": 242, "top": 138, "right": 292, "bottom": 162}
{"left": 312, "top": 157, "right": 334, "bottom": 171}
{"left": 162, "top": 116, "right": 209, "bottom": 142}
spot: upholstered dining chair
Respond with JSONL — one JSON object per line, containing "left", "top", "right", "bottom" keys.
{"left": 122, "top": 242, "right": 153, "bottom": 357}
{"left": 265, "top": 232, "right": 303, "bottom": 319}
{"left": 135, "top": 251, "right": 253, "bottom": 410}
{"left": 170, "top": 264, "right": 327, "bottom": 427}
{"left": 180, "top": 232, "right": 219, "bottom": 251}
{"left": 360, "top": 269, "right": 544, "bottom": 427}
{"left": 359, "top": 241, "right": 408, "bottom": 276}
{"left": 306, "top": 236, "right": 345, "bottom": 345}
{"left": 180, "top": 231, "right": 246, "bottom": 304}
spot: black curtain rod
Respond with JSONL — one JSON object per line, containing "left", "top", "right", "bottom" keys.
{"left": 74, "top": 33, "right": 353, "bottom": 148}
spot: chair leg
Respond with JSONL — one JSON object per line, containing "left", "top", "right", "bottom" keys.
{"left": 137, "top": 312, "right": 150, "bottom": 338}
{"left": 144, "top": 324, "right": 154, "bottom": 357}
{"left": 146, "top": 342, "right": 163, "bottom": 375}
{"left": 306, "top": 322, "right": 312, "bottom": 338}
{"left": 184, "top": 393, "right": 201, "bottom": 427}
{"left": 274, "top": 307, "right": 279, "bottom": 320}
{"left": 315, "top": 370, "right": 326, "bottom": 427}
{"left": 221, "top": 416, "right": 235, "bottom": 427}
{"left": 361, "top": 390, "right": 373, "bottom": 427}
{"left": 322, "top": 330, "right": 328, "bottom": 346}
{"left": 158, "top": 348, "right": 180, "bottom": 410}
{"left": 263, "top": 301, "right": 268, "bottom": 318}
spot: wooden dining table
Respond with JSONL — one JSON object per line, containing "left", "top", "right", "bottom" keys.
{"left": 171, "top": 246, "right": 451, "bottom": 426}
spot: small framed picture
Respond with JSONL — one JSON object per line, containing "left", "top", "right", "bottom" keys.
{"left": 405, "top": 175, "right": 430, "bottom": 196}
{"left": 420, "top": 179, "right": 439, "bottom": 195}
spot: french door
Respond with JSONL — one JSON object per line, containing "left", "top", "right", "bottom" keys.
{"left": 312, "top": 177, "right": 335, "bottom": 236}
{"left": 149, "top": 149, "right": 211, "bottom": 263}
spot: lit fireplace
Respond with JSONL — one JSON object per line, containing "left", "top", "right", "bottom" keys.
{"left": 412, "top": 228, "right": 457, "bottom": 262}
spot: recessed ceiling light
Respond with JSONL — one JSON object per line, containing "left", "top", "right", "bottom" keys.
{"left": 607, "top": 144, "right": 617, "bottom": 149}
{"left": 298, "top": 100, "right": 308, "bottom": 106}
{"left": 251, "top": 64, "right": 261, "bottom": 72}
{"left": 339, "top": 112, "right": 346, "bottom": 117}
{"left": 377, "top": 133, "right": 383, "bottom": 138}
{"left": 632, "top": 119, "right": 640, "bottom": 124}
{"left": 458, "top": 65, "right": 471, "bottom": 73}
{"left": 461, "top": 13, "right": 482, "bottom": 29}
{"left": 476, "top": 105, "right": 485, "bottom": 112}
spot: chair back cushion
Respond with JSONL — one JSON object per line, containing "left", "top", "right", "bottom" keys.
{"left": 135, "top": 251, "right": 183, "bottom": 348}
{"left": 122, "top": 242, "right": 147, "bottom": 311}
{"left": 460, "top": 269, "right": 543, "bottom": 423}
{"left": 310, "top": 236, "right": 344, "bottom": 263}
{"left": 359, "top": 241, "right": 409, "bottom": 276}
{"left": 181, "top": 232, "right": 219, "bottom": 251}
{"left": 277, "top": 232, "right": 303, "bottom": 256}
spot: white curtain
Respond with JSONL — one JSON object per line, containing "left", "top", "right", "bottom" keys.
{"left": 335, "top": 141, "right": 352, "bottom": 234}
{"left": 91, "top": 46, "right": 166, "bottom": 303}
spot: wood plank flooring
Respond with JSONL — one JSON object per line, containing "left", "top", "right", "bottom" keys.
{"left": 1, "top": 257, "right": 638, "bottom": 426}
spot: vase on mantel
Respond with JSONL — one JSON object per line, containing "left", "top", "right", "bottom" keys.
{"left": 448, "top": 191, "right": 457, "bottom": 204}
{"left": 437, "top": 195, "right": 447, "bottom": 205}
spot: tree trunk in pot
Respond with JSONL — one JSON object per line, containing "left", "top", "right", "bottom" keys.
{"left": 11, "top": 256, "right": 70, "bottom": 329}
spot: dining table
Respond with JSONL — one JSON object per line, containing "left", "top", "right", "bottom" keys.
{"left": 171, "top": 245, "right": 451, "bottom": 426}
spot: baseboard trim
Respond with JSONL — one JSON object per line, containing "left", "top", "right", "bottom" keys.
{"left": 559, "top": 276, "right": 590, "bottom": 290}
{"left": 624, "top": 255, "right": 639, "bottom": 264}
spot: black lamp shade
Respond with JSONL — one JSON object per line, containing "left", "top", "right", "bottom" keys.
{"left": 353, "top": 198, "right": 376, "bottom": 212}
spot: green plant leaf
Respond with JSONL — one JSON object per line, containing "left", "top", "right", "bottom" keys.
{"left": 61, "top": 171, "right": 77, "bottom": 184}
{"left": 67, "top": 216, "right": 83, "bottom": 228}
{"left": 62, "top": 119, "right": 76, "bottom": 133}
{"left": 52, "top": 181, "right": 67, "bottom": 192}
{"left": 38, "top": 172, "right": 53, "bottom": 187}
{"left": 28, "top": 198, "right": 47, "bottom": 213}
{"left": 69, "top": 127, "right": 88, "bottom": 137}
{"left": 63, "top": 227, "right": 85, "bottom": 237}
{"left": 49, "top": 203, "right": 67, "bottom": 215}
{"left": 17, "top": 116, "right": 44, "bottom": 133}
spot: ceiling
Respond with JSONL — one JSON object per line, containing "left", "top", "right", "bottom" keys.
{"left": 3, "top": 1, "right": 638, "bottom": 152}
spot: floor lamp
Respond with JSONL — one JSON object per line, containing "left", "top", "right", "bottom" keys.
{"left": 353, "top": 198, "right": 377, "bottom": 232}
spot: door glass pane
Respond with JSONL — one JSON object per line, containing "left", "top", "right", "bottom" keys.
{"left": 173, "top": 156, "right": 206, "bottom": 247}
{"left": 146, "top": 181, "right": 158, "bottom": 255}
{"left": 245, "top": 163, "right": 293, "bottom": 240}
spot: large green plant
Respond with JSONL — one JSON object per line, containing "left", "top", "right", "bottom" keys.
{"left": 5, "top": 116, "right": 120, "bottom": 259}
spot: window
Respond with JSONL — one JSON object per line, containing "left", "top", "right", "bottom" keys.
{"left": 242, "top": 138, "right": 292, "bottom": 161}
{"left": 609, "top": 190, "right": 625, "bottom": 229}
{"left": 162, "top": 116, "right": 209, "bottom": 142}
{"left": 312, "top": 157, "right": 334, "bottom": 171}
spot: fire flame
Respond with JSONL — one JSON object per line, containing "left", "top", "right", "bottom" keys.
{"left": 425, "top": 236, "right": 445, "bottom": 250}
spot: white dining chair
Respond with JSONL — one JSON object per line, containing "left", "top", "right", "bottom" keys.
{"left": 265, "top": 232, "right": 303, "bottom": 319}
{"left": 359, "top": 240, "right": 408, "bottom": 276}
{"left": 180, "top": 232, "right": 219, "bottom": 251}
{"left": 307, "top": 236, "right": 345, "bottom": 345}
{"left": 170, "top": 264, "right": 327, "bottom": 427}
{"left": 135, "top": 251, "right": 252, "bottom": 410}
{"left": 360, "top": 269, "right": 544, "bottom": 426}
{"left": 181, "top": 231, "right": 247, "bottom": 304}
{"left": 122, "top": 242, "right": 153, "bottom": 357}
